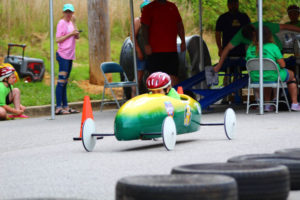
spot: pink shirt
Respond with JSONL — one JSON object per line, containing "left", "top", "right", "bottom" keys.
{"left": 56, "top": 19, "right": 76, "bottom": 60}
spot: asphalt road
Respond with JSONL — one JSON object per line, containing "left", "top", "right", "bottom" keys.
{"left": 0, "top": 107, "right": 300, "bottom": 200}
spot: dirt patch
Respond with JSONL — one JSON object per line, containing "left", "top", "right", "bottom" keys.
{"left": 43, "top": 72, "right": 123, "bottom": 99}
{"left": 74, "top": 80, "right": 124, "bottom": 98}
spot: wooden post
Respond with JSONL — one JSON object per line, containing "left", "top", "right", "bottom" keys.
{"left": 87, "top": 0, "right": 111, "bottom": 85}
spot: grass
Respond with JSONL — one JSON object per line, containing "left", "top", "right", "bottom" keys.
{"left": 3, "top": 34, "right": 126, "bottom": 106}
{"left": 16, "top": 81, "right": 102, "bottom": 106}
{"left": 2, "top": 32, "right": 219, "bottom": 107}
{"left": 0, "top": 0, "right": 222, "bottom": 107}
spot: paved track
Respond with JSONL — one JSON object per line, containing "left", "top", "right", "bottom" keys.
{"left": 0, "top": 107, "right": 300, "bottom": 200}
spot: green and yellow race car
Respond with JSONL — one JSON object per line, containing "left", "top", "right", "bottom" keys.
{"left": 81, "top": 93, "right": 236, "bottom": 152}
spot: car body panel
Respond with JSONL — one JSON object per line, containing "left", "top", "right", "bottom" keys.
{"left": 114, "top": 93, "right": 201, "bottom": 141}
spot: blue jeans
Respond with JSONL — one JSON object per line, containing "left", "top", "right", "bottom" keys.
{"left": 56, "top": 52, "right": 72, "bottom": 108}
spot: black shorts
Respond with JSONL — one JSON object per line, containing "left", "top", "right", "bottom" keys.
{"left": 147, "top": 52, "right": 179, "bottom": 76}
{"left": 6, "top": 94, "right": 12, "bottom": 105}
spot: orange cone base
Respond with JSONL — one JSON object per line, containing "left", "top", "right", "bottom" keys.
{"left": 73, "top": 96, "right": 94, "bottom": 141}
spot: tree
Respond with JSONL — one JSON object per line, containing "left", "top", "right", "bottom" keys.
{"left": 87, "top": 0, "right": 111, "bottom": 85}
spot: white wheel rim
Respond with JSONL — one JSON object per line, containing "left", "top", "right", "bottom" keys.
{"left": 162, "top": 116, "right": 177, "bottom": 150}
{"left": 224, "top": 108, "right": 236, "bottom": 140}
{"left": 82, "top": 118, "right": 96, "bottom": 152}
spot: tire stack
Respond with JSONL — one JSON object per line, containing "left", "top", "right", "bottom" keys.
{"left": 116, "top": 148, "right": 300, "bottom": 200}
{"left": 227, "top": 153, "right": 300, "bottom": 190}
{"left": 119, "top": 36, "right": 212, "bottom": 100}
{"left": 171, "top": 162, "right": 290, "bottom": 200}
{"left": 116, "top": 174, "right": 238, "bottom": 200}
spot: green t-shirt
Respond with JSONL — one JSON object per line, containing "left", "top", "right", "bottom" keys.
{"left": 231, "top": 22, "right": 282, "bottom": 50}
{"left": 285, "top": 21, "right": 300, "bottom": 28}
{"left": 0, "top": 82, "right": 12, "bottom": 106}
{"left": 167, "top": 88, "right": 180, "bottom": 100}
{"left": 246, "top": 43, "right": 288, "bottom": 82}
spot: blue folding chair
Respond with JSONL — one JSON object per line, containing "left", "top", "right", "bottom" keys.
{"left": 100, "top": 62, "right": 137, "bottom": 111}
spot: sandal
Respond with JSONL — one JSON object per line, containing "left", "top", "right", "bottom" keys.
{"left": 8, "top": 114, "right": 29, "bottom": 119}
{"left": 55, "top": 109, "right": 70, "bottom": 115}
{"left": 67, "top": 108, "right": 80, "bottom": 114}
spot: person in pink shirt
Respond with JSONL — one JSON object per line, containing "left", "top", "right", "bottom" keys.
{"left": 55, "top": 3, "right": 80, "bottom": 115}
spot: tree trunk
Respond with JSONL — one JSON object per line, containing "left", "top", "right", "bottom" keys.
{"left": 87, "top": 0, "right": 111, "bottom": 85}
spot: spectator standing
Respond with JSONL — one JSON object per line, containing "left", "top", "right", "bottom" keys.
{"left": 141, "top": 0, "right": 186, "bottom": 86}
{"left": 215, "top": 0, "right": 250, "bottom": 72}
{"left": 212, "top": 0, "right": 250, "bottom": 102}
{"left": 286, "top": 5, "right": 300, "bottom": 27}
{"left": 55, "top": 4, "right": 80, "bottom": 115}
{"left": 131, "top": 0, "right": 150, "bottom": 97}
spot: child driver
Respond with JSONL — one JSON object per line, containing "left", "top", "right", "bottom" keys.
{"left": 146, "top": 72, "right": 180, "bottom": 100}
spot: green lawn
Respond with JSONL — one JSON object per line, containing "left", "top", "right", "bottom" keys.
{"left": 2, "top": 34, "right": 220, "bottom": 107}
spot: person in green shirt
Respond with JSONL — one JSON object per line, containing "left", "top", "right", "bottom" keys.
{"left": 246, "top": 26, "right": 300, "bottom": 111}
{"left": 146, "top": 71, "right": 180, "bottom": 100}
{"left": 0, "top": 64, "right": 28, "bottom": 120}
{"left": 286, "top": 5, "right": 300, "bottom": 27}
{"left": 214, "top": 21, "right": 300, "bottom": 73}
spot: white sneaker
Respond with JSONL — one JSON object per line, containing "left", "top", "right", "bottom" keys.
{"left": 291, "top": 103, "right": 300, "bottom": 111}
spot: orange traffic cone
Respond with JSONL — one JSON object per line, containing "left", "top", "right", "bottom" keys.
{"left": 73, "top": 96, "right": 94, "bottom": 141}
{"left": 177, "top": 86, "right": 183, "bottom": 94}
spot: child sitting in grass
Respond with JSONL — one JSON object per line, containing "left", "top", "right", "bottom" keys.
{"left": 0, "top": 63, "right": 28, "bottom": 120}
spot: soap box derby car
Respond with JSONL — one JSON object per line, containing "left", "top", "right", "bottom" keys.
{"left": 81, "top": 93, "right": 236, "bottom": 152}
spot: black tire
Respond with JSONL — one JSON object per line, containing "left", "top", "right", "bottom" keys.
{"left": 171, "top": 162, "right": 290, "bottom": 200}
{"left": 228, "top": 153, "right": 300, "bottom": 190}
{"left": 8, "top": 199, "right": 87, "bottom": 200}
{"left": 275, "top": 148, "right": 300, "bottom": 156}
{"left": 119, "top": 37, "right": 134, "bottom": 100}
{"left": 120, "top": 37, "right": 134, "bottom": 81}
{"left": 116, "top": 174, "right": 238, "bottom": 200}
{"left": 186, "top": 35, "right": 211, "bottom": 77}
{"left": 119, "top": 36, "right": 212, "bottom": 91}
{"left": 119, "top": 37, "right": 149, "bottom": 99}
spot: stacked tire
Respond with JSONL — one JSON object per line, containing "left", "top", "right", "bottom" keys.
{"left": 116, "top": 174, "right": 238, "bottom": 200}
{"left": 227, "top": 153, "right": 300, "bottom": 190}
{"left": 171, "top": 162, "right": 290, "bottom": 200}
{"left": 116, "top": 148, "right": 300, "bottom": 199}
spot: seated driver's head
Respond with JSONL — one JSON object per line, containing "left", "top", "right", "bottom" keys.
{"left": 146, "top": 72, "right": 172, "bottom": 95}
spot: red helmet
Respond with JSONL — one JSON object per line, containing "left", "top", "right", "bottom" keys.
{"left": 0, "top": 65, "right": 15, "bottom": 81}
{"left": 146, "top": 72, "right": 171, "bottom": 90}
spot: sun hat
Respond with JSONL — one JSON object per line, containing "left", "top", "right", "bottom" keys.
{"left": 140, "top": 0, "right": 150, "bottom": 10}
{"left": 63, "top": 4, "right": 75, "bottom": 12}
